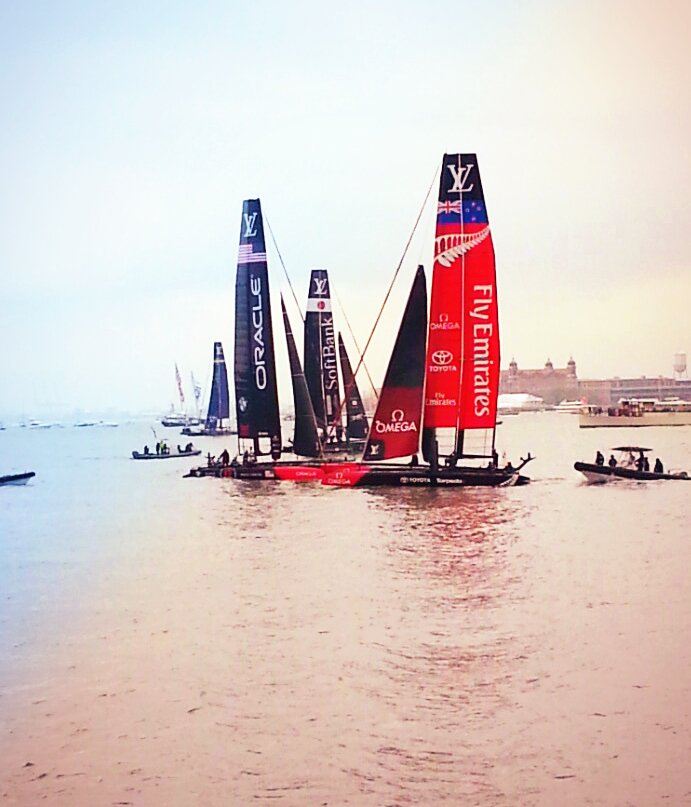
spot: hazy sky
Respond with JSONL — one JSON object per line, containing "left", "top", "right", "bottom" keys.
{"left": 1, "top": 0, "right": 690, "bottom": 417}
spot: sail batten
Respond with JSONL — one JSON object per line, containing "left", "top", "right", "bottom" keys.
{"left": 363, "top": 265, "right": 427, "bottom": 462}
{"left": 234, "top": 199, "right": 282, "bottom": 449}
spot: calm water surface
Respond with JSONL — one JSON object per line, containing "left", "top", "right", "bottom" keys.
{"left": 1, "top": 415, "right": 690, "bottom": 805}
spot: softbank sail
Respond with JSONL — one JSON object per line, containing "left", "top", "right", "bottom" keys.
{"left": 304, "top": 269, "right": 368, "bottom": 449}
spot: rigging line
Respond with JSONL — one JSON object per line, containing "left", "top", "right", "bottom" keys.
{"left": 325, "top": 160, "right": 441, "bottom": 445}
{"left": 265, "top": 215, "right": 304, "bottom": 324}
{"left": 351, "top": 160, "right": 440, "bottom": 383}
{"left": 331, "top": 283, "right": 377, "bottom": 398}
{"left": 265, "top": 214, "right": 326, "bottom": 459}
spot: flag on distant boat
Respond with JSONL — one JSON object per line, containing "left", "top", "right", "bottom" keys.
{"left": 175, "top": 363, "right": 185, "bottom": 404}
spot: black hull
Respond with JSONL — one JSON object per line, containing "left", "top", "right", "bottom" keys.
{"left": 0, "top": 471, "right": 35, "bottom": 486}
{"left": 336, "top": 465, "right": 530, "bottom": 488}
{"left": 574, "top": 461, "right": 689, "bottom": 482}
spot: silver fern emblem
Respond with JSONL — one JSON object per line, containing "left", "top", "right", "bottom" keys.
{"left": 434, "top": 226, "right": 490, "bottom": 267}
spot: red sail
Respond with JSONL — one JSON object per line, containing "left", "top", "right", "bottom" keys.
{"left": 423, "top": 154, "right": 499, "bottom": 432}
{"left": 362, "top": 266, "right": 427, "bottom": 462}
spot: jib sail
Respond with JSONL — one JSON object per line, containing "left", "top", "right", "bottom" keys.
{"left": 337, "top": 333, "right": 368, "bottom": 441}
{"left": 363, "top": 265, "right": 427, "bottom": 461}
{"left": 280, "top": 296, "right": 321, "bottom": 458}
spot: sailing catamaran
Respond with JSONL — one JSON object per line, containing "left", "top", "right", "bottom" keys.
{"left": 280, "top": 153, "right": 532, "bottom": 487}
{"left": 182, "top": 342, "right": 235, "bottom": 437}
{"left": 320, "top": 154, "right": 531, "bottom": 486}
{"left": 304, "top": 269, "right": 368, "bottom": 452}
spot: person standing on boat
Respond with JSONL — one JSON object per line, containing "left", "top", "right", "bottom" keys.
{"left": 595, "top": 451, "right": 605, "bottom": 466}
{"left": 608, "top": 454, "right": 617, "bottom": 468}
{"left": 219, "top": 448, "right": 230, "bottom": 467}
{"left": 654, "top": 458, "right": 664, "bottom": 474}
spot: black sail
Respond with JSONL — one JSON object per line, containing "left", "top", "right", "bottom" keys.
{"left": 234, "top": 198, "right": 281, "bottom": 451}
{"left": 304, "top": 269, "right": 342, "bottom": 437}
{"left": 363, "top": 266, "right": 427, "bottom": 462}
{"left": 205, "top": 341, "right": 230, "bottom": 430}
{"left": 280, "top": 296, "right": 321, "bottom": 458}
{"left": 337, "top": 333, "right": 368, "bottom": 440}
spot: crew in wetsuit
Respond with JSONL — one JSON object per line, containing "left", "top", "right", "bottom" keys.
{"left": 608, "top": 454, "right": 617, "bottom": 468}
{"left": 654, "top": 458, "right": 664, "bottom": 474}
{"left": 595, "top": 451, "right": 605, "bottom": 466}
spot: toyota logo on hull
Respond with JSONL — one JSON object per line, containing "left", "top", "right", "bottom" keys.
{"left": 431, "top": 350, "right": 453, "bottom": 366}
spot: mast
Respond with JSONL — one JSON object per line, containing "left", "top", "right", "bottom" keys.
{"left": 337, "top": 333, "right": 368, "bottom": 441}
{"left": 234, "top": 198, "right": 282, "bottom": 456}
{"left": 422, "top": 153, "right": 498, "bottom": 463}
{"left": 362, "top": 265, "right": 427, "bottom": 462}
{"left": 174, "top": 363, "right": 186, "bottom": 415}
{"left": 191, "top": 371, "right": 202, "bottom": 420}
{"left": 304, "top": 269, "right": 343, "bottom": 440}
{"left": 205, "top": 342, "right": 230, "bottom": 431}
{"left": 280, "top": 296, "right": 322, "bottom": 458}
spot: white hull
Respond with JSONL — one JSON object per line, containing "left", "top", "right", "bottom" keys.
{"left": 581, "top": 469, "right": 612, "bottom": 484}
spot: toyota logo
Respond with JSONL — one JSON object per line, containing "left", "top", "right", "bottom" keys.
{"left": 432, "top": 350, "right": 453, "bottom": 366}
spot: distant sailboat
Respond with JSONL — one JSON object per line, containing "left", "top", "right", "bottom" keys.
{"left": 161, "top": 363, "right": 201, "bottom": 427}
{"left": 182, "top": 343, "right": 235, "bottom": 436}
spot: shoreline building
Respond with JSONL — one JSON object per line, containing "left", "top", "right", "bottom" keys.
{"left": 500, "top": 357, "right": 691, "bottom": 407}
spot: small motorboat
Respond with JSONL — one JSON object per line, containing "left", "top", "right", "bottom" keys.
{"left": 575, "top": 446, "right": 689, "bottom": 484}
{"left": 0, "top": 471, "right": 36, "bottom": 486}
{"left": 132, "top": 448, "right": 201, "bottom": 460}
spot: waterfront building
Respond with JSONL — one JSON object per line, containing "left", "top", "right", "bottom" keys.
{"left": 500, "top": 357, "right": 691, "bottom": 407}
